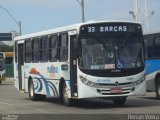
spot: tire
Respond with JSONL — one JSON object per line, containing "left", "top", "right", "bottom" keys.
{"left": 63, "top": 83, "right": 72, "bottom": 106}
{"left": 113, "top": 97, "right": 126, "bottom": 106}
{"left": 28, "top": 80, "right": 39, "bottom": 101}
{"left": 156, "top": 77, "right": 160, "bottom": 100}
{"left": 0, "top": 80, "right": 1, "bottom": 85}
{"left": 39, "top": 95, "right": 46, "bottom": 101}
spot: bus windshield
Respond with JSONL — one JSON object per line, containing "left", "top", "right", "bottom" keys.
{"left": 79, "top": 33, "right": 144, "bottom": 70}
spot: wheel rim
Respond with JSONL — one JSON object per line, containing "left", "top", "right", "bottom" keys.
{"left": 30, "top": 82, "right": 34, "bottom": 97}
{"left": 63, "top": 85, "right": 68, "bottom": 103}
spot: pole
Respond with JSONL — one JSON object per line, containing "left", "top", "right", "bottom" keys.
{"left": 81, "top": 0, "right": 85, "bottom": 22}
{"left": 19, "top": 21, "right": 22, "bottom": 36}
{"left": 134, "top": 0, "right": 141, "bottom": 22}
{"left": 0, "top": 5, "right": 21, "bottom": 35}
{"left": 134, "top": 0, "right": 137, "bottom": 21}
{"left": 145, "top": 0, "right": 149, "bottom": 32}
{"left": 77, "top": 0, "right": 85, "bottom": 22}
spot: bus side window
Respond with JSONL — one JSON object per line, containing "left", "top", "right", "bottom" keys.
{"left": 49, "top": 35, "right": 58, "bottom": 61}
{"left": 145, "top": 37, "right": 153, "bottom": 59}
{"left": 41, "top": 36, "right": 49, "bottom": 62}
{"left": 153, "top": 36, "right": 160, "bottom": 58}
{"left": 32, "top": 38, "right": 41, "bottom": 62}
{"left": 25, "top": 39, "right": 32, "bottom": 63}
{"left": 59, "top": 33, "right": 68, "bottom": 62}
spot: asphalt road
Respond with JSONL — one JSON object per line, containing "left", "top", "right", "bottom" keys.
{"left": 0, "top": 78, "right": 160, "bottom": 120}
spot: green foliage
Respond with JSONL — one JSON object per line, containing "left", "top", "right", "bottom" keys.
{"left": 0, "top": 45, "right": 13, "bottom": 52}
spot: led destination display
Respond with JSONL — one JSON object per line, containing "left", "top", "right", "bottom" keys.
{"left": 80, "top": 22, "right": 142, "bottom": 34}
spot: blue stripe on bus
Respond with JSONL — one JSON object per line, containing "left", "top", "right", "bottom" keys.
{"left": 37, "top": 78, "right": 43, "bottom": 92}
{"left": 38, "top": 74, "right": 51, "bottom": 96}
{"left": 145, "top": 59, "right": 160, "bottom": 75}
{"left": 34, "top": 81, "right": 39, "bottom": 91}
{"left": 47, "top": 81, "right": 58, "bottom": 96}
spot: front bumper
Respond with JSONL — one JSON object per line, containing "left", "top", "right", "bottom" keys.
{"left": 78, "top": 81, "right": 146, "bottom": 99}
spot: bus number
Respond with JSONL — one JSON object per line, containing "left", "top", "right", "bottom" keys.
{"left": 88, "top": 27, "right": 95, "bottom": 33}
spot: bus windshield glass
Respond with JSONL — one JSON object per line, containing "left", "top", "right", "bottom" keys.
{"left": 79, "top": 24, "right": 144, "bottom": 70}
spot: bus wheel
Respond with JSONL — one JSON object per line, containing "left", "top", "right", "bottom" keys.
{"left": 28, "top": 80, "right": 39, "bottom": 101}
{"left": 113, "top": 97, "right": 126, "bottom": 106}
{"left": 63, "top": 83, "right": 72, "bottom": 106}
{"left": 156, "top": 77, "right": 160, "bottom": 99}
{"left": 0, "top": 80, "right": 1, "bottom": 85}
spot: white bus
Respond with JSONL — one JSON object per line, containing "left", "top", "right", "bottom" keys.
{"left": 14, "top": 21, "right": 146, "bottom": 106}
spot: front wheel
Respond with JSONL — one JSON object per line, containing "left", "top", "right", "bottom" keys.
{"left": 156, "top": 77, "right": 160, "bottom": 99}
{"left": 63, "top": 83, "right": 72, "bottom": 106}
{"left": 28, "top": 80, "right": 39, "bottom": 101}
{"left": 113, "top": 97, "right": 126, "bottom": 106}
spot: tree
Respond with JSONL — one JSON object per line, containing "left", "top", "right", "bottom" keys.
{"left": 0, "top": 45, "right": 13, "bottom": 52}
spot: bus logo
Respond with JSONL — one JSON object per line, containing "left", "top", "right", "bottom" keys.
{"left": 114, "top": 81, "right": 119, "bottom": 86}
{"left": 47, "top": 65, "right": 58, "bottom": 77}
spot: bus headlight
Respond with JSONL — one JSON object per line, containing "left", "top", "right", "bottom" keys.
{"left": 79, "top": 75, "right": 98, "bottom": 88}
{"left": 132, "top": 75, "right": 145, "bottom": 86}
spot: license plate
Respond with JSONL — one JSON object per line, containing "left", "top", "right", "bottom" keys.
{"left": 111, "top": 87, "right": 122, "bottom": 93}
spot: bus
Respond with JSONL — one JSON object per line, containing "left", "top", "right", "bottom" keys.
{"left": 4, "top": 52, "right": 14, "bottom": 64}
{"left": 0, "top": 52, "right": 6, "bottom": 84}
{"left": 4, "top": 52, "right": 14, "bottom": 77}
{"left": 14, "top": 21, "right": 146, "bottom": 106}
{"left": 144, "top": 32, "right": 160, "bottom": 99}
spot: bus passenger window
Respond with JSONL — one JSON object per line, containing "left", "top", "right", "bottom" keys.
{"left": 59, "top": 33, "right": 68, "bottom": 61}
{"left": 154, "top": 36, "right": 160, "bottom": 58}
{"left": 32, "top": 38, "right": 41, "bottom": 62}
{"left": 145, "top": 38, "right": 153, "bottom": 59}
{"left": 49, "top": 35, "right": 58, "bottom": 61}
{"left": 41, "top": 36, "right": 49, "bottom": 62}
{"left": 25, "top": 39, "right": 32, "bottom": 63}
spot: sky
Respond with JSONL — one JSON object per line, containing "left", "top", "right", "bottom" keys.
{"left": 0, "top": 0, "right": 160, "bottom": 35}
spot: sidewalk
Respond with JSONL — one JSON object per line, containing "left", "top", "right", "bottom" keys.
{"left": 3, "top": 77, "right": 15, "bottom": 84}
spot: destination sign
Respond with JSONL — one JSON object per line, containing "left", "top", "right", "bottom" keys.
{"left": 80, "top": 23, "right": 142, "bottom": 34}
{"left": 86, "top": 25, "right": 127, "bottom": 33}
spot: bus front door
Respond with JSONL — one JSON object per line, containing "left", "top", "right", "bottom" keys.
{"left": 69, "top": 32, "right": 78, "bottom": 97}
{"left": 17, "top": 43, "right": 24, "bottom": 90}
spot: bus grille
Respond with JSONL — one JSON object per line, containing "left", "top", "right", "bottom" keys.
{"left": 97, "top": 82, "right": 132, "bottom": 87}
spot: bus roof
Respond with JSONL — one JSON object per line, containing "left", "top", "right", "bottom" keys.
{"left": 14, "top": 20, "right": 141, "bottom": 41}
{"left": 143, "top": 32, "right": 160, "bottom": 36}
